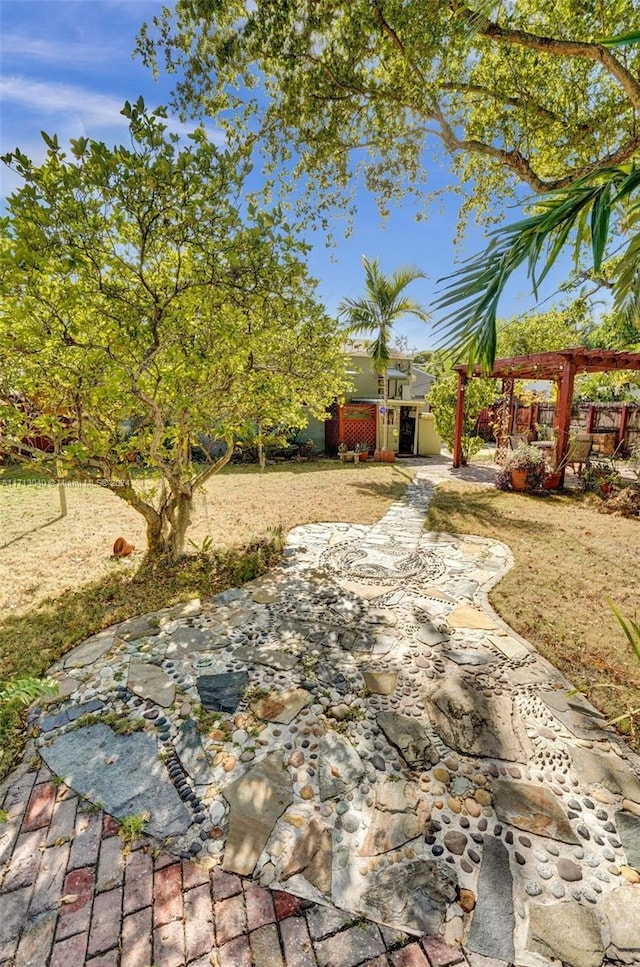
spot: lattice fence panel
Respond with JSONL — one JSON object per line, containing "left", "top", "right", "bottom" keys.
{"left": 342, "top": 404, "right": 377, "bottom": 450}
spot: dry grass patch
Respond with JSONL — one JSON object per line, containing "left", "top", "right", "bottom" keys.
{"left": 0, "top": 460, "right": 413, "bottom": 617}
{"left": 429, "top": 481, "right": 640, "bottom": 751}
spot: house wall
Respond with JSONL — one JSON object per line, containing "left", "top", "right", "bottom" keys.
{"left": 348, "top": 354, "right": 413, "bottom": 401}
{"left": 303, "top": 414, "right": 328, "bottom": 451}
{"left": 349, "top": 357, "right": 379, "bottom": 399}
{"left": 418, "top": 413, "right": 442, "bottom": 456}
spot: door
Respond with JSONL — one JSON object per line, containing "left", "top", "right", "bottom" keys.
{"left": 399, "top": 406, "right": 416, "bottom": 454}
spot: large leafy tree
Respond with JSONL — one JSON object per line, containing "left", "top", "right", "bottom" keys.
{"left": 0, "top": 103, "right": 348, "bottom": 560}
{"left": 338, "top": 257, "right": 427, "bottom": 449}
{"left": 139, "top": 2, "right": 640, "bottom": 228}
{"left": 428, "top": 372, "right": 496, "bottom": 465}
{"left": 496, "top": 304, "right": 592, "bottom": 359}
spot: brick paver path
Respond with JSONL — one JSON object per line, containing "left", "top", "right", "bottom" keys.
{"left": 0, "top": 758, "right": 497, "bottom": 967}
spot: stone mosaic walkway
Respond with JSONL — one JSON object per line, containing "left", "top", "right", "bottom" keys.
{"left": 1, "top": 459, "right": 640, "bottom": 967}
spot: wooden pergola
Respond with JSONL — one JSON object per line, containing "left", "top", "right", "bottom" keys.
{"left": 452, "top": 348, "right": 640, "bottom": 483}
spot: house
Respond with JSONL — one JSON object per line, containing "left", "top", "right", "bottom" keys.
{"left": 306, "top": 344, "right": 441, "bottom": 456}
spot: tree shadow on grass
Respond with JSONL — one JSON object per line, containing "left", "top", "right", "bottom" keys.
{"left": 428, "top": 486, "right": 557, "bottom": 537}
{"left": 0, "top": 512, "right": 65, "bottom": 550}
{"left": 352, "top": 478, "right": 416, "bottom": 500}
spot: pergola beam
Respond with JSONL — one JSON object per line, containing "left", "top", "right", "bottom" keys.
{"left": 451, "top": 348, "right": 640, "bottom": 474}
{"left": 455, "top": 349, "right": 640, "bottom": 382}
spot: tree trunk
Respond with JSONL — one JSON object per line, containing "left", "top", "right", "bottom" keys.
{"left": 383, "top": 384, "right": 389, "bottom": 450}
{"left": 165, "top": 492, "right": 192, "bottom": 562}
{"left": 145, "top": 514, "right": 166, "bottom": 557}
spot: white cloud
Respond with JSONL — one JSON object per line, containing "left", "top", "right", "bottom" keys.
{"left": 2, "top": 75, "right": 130, "bottom": 128}
{"left": 1, "top": 76, "right": 226, "bottom": 176}
{"left": 1, "top": 32, "right": 121, "bottom": 65}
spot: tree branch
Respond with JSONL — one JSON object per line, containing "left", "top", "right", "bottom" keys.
{"left": 440, "top": 81, "right": 558, "bottom": 121}
{"left": 451, "top": 1, "right": 640, "bottom": 112}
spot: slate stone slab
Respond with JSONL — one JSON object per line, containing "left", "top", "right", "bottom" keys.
{"left": 488, "top": 634, "right": 530, "bottom": 661}
{"left": 63, "top": 632, "right": 114, "bottom": 669}
{"left": 234, "top": 645, "right": 297, "bottom": 671}
{"left": 251, "top": 688, "right": 312, "bottom": 725}
{"left": 377, "top": 711, "right": 440, "bottom": 768}
{"left": 360, "top": 858, "right": 457, "bottom": 935}
{"left": 616, "top": 810, "right": 640, "bottom": 869}
{"left": 363, "top": 671, "right": 397, "bottom": 696}
{"left": 281, "top": 816, "right": 332, "bottom": 893}
{"left": 540, "top": 690, "right": 609, "bottom": 740}
{"left": 66, "top": 699, "right": 105, "bottom": 722}
{"left": 441, "top": 648, "right": 495, "bottom": 667}
{"left": 527, "top": 899, "right": 604, "bottom": 967}
{"left": 167, "top": 627, "right": 225, "bottom": 653}
{"left": 317, "top": 733, "right": 364, "bottom": 801}
{"left": 117, "top": 616, "right": 161, "bottom": 641}
{"left": 176, "top": 719, "right": 211, "bottom": 784}
{"left": 359, "top": 779, "right": 430, "bottom": 856}
{"left": 128, "top": 662, "right": 176, "bottom": 708}
{"left": 422, "top": 678, "right": 528, "bottom": 762}
{"left": 197, "top": 672, "right": 249, "bottom": 713}
{"left": 467, "top": 836, "right": 515, "bottom": 963}
{"left": 602, "top": 884, "right": 640, "bottom": 953}
{"left": 415, "top": 623, "right": 448, "bottom": 647}
{"left": 222, "top": 752, "right": 292, "bottom": 876}
{"left": 40, "top": 723, "right": 191, "bottom": 839}
{"left": 569, "top": 746, "right": 640, "bottom": 803}
{"left": 493, "top": 779, "right": 578, "bottom": 843}
{"left": 446, "top": 605, "right": 496, "bottom": 630}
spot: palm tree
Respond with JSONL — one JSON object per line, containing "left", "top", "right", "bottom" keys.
{"left": 433, "top": 163, "right": 640, "bottom": 372}
{"left": 338, "top": 256, "right": 428, "bottom": 451}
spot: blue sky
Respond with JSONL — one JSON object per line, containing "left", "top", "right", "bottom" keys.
{"left": 1, "top": 0, "right": 580, "bottom": 351}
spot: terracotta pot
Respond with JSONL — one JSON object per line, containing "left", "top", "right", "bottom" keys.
{"left": 510, "top": 468, "right": 528, "bottom": 491}
{"left": 374, "top": 449, "right": 395, "bottom": 463}
{"left": 543, "top": 472, "right": 561, "bottom": 490}
{"left": 113, "top": 536, "right": 135, "bottom": 557}
{"left": 358, "top": 452, "right": 369, "bottom": 462}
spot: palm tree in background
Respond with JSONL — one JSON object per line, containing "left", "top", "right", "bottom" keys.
{"left": 338, "top": 256, "right": 428, "bottom": 451}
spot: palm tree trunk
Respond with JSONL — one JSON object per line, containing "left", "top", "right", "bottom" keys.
{"left": 383, "top": 381, "right": 389, "bottom": 450}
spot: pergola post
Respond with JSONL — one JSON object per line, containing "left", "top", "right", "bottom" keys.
{"left": 555, "top": 361, "right": 576, "bottom": 486}
{"left": 619, "top": 403, "right": 630, "bottom": 452}
{"left": 453, "top": 370, "right": 466, "bottom": 468}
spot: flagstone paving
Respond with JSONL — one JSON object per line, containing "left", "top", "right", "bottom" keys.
{"left": 1, "top": 458, "right": 640, "bottom": 966}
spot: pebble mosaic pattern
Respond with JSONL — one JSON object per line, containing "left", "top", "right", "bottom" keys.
{"left": 32, "top": 469, "right": 640, "bottom": 967}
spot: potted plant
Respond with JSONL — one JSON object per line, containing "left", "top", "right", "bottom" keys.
{"left": 582, "top": 459, "right": 620, "bottom": 496}
{"left": 338, "top": 442, "right": 358, "bottom": 462}
{"left": 495, "top": 444, "right": 547, "bottom": 493}
{"left": 354, "top": 442, "right": 369, "bottom": 462}
{"left": 543, "top": 469, "right": 562, "bottom": 491}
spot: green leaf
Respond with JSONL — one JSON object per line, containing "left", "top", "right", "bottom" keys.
{"left": 596, "top": 30, "right": 640, "bottom": 48}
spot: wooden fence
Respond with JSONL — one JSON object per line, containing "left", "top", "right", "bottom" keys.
{"left": 476, "top": 402, "right": 640, "bottom": 455}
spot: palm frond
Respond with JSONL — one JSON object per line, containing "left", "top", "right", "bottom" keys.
{"left": 596, "top": 30, "right": 640, "bottom": 48}
{"left": 433, "top": 165, "right": 640, "bottom": 370}
{"left": 339, "top": 255, "right": 428, "bottom": 363}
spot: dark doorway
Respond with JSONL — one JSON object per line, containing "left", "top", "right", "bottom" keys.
{"left": 399, "top": 406, "right": 416, "bottom": 454}
{"left": 325, "top": 404, "right": 339, "bottom": 455}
